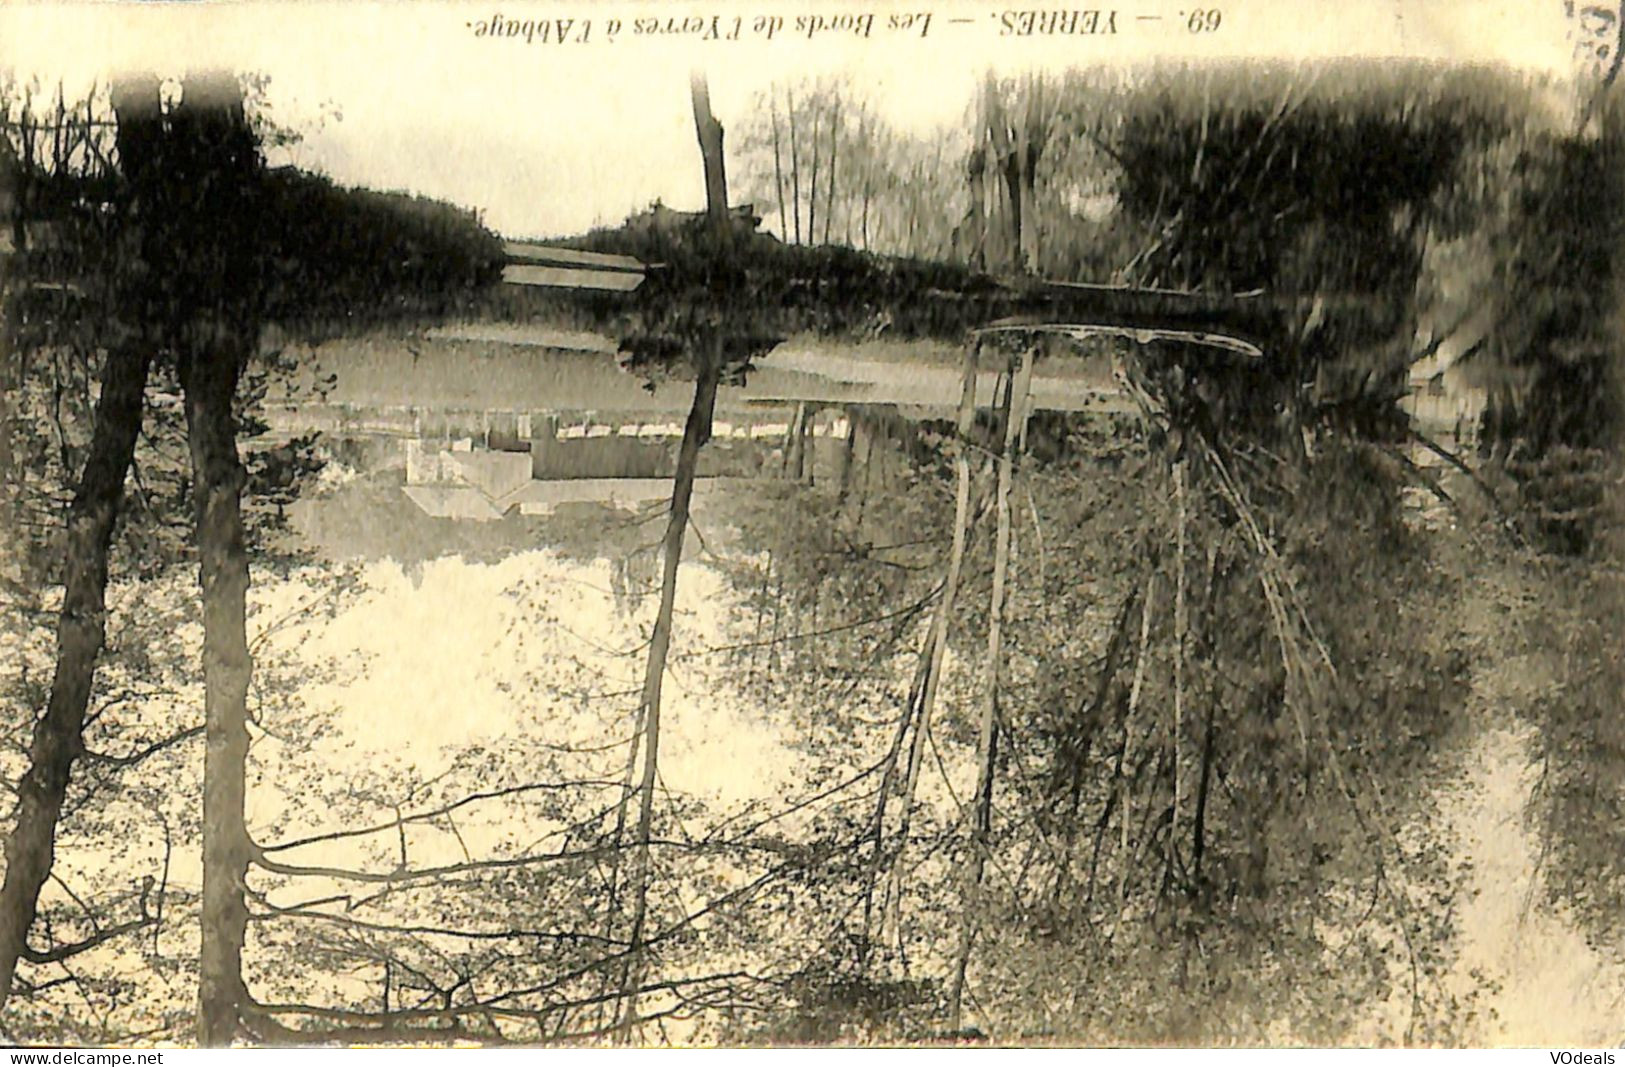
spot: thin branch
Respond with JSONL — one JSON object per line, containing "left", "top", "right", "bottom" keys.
{"left": 81, "top": 724, "right": 203, "bottom": 768}
{"left": 688, "top": 577, "right": 945, "bottom": 658}
{"left": 253, "top": 837, "right": 702, "bottom": 885}
{"left": 1408, "top": 427, "right": 1522, "bottom": 539}
{"left": 247, "top": 903, "right": 629, "bottom": 947}
{"left": 21, "top": 879, "right": 154, "bottom": 965}
{"left": 260, "top": 779, "right": 622, "bottom": 855}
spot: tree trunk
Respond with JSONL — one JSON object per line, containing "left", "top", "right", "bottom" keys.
{"left": 1017, "top": 83, "right": 1044, "bottom": 275}
{"left": 807, "top": 102, "right": 820, "bottom": 246}
{"left": 0, "top": 136, "right": 17, "bottom": 505}
{"left": 787, "top": 87, "right": 802, "bottom": 245}
{"left": 835, "top": 411, "right": 856, "bottom": 504}
{"left": 906, "top": 159, "right": 920, "bottom": 254}
{"left": 966, "top": 147, "right": 987, "bottom": 271}
{"left": 948, "top": 342, "right": 1033, "bottom": 1032}
{"left": 981, "top": 77, "right": 1012, "bottom": 271}
{"left": 1170, "top": 458, "right": 1188, "bottom": 874}
{"left": 617, "top": 75, "right": 728, "bottom": 1038}
{"left": 1001, "top": 157, "right": 1022, "bottom": 272}
{"left": 0, "top": 334, "right": 153, "bottom": 1009}
{"left": 861, "top": 160, "right": 872, "bottom": 252}
{"left": 982, "top": 75, "right": 1046, "bottom": 275}
{"left": 824, "top": 102, "right": 841, "bottom": 245}
{"left": 771, "top": 103, "right": 788, "bottom": 242}
{"left": 1017, "top": 149, "right": 1040, "bottom": 275}
{"left": 783, "top": 401, "right": 807, "bottom": 481}
{"left": 186, "top": 319, "right": 254, "bottom": 1049}
{"left": 0, "top": 78, "right": 162, "bottom": 1014}
{"left": 617, "top": 341, "right": 719, "bottom": 1034}
{"left": 691, "top": 76, "right": 728, "bottom": 228}
{"left": 885, "top": 341, "right": 982, "bottom": 930}
{"left": 845, "top": 111, "right": 860, "bottom": 248}
{"left": 168, "top": 73, "right": 260, "bottom": 1049}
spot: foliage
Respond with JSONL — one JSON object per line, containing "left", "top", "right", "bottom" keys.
{"left": 733, "top": 77, "right": 970, "bottom": 259}
{"left": 252, "top": 170, "right": 505, "bottom": 341}
{"left": 0, "top": 73, "right": 508, "bottom": 1041}
{"left": 486, "top": 213, "right": 1010, "bottom": 384}
{"left": 947, "top": 428, "right": 1470, "bottom": 1042}
{"left": 8, "top": 59, "right": 1625, "bottom": 1047}
{"left": 1103, "top": 67, "right": 1517, "bottom": 460}
{"left": 1528, "top": 563, "right": 1625, "bottom": 941}
{"left": 1471, "top": 97, "right": 1625, "bottom": 554}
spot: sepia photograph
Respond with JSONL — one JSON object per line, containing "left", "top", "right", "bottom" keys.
{"left": 0, "top": 0, "right": 1623, "bottom": 1049}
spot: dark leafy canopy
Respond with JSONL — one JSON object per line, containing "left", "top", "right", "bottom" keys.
{"left": 5, "top": 80, "right": 508, "bottom": 573}
{"left": 1100, "top": 67, "right": 1515, "bottom": 447}
{"left": 1482, "top": 108, "right": 1624, "bottom": 455}
{"left": 254, "top": 169, "right": 505, "bottom": 340}
{"left": 489, "top": 213, "right": 1007, "bottom": 384}
{"left": 484, "top": 210, "right": 1300, "bottom": 389}
{"left": 1462, "top": 94, "right": 1625, "bottom": 555}
{"left": 14, "top": 90, "right": 505, "bottom": 352}
{"left": 1115, "top": 101, "right": 1480, "bottom": 294}
{"left": 1107, "top": 63, "right": 1520, "bottom": 283}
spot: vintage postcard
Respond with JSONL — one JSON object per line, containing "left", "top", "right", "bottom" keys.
{"left": 0, "top": 0, "right": 1622, "bottom": 1050}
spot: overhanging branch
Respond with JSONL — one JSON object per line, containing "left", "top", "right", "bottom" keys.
{"left": 20, "top": 878, "right": 155, "bottom": 966}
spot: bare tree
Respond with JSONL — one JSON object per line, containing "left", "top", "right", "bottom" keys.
{"left": 770, "top": 102, "right": 788, "bottom": 245}
{"left": 806, "top": 97, "right": 820, "bottom": 247}
{"left": 949, "top": 339, "right": 1034, "bottom": 1031}
{"left": 872, "top": 340, "right": 986, "bottom": 950}
{"left": 615, "top": 73, "right": 730, "bottom": 1039}
{"left": 980, "top": 74, "right": 1054, "bottom": 275}
{"left": 824, "top": 98, "right": 841, "bottom": 245}
{"left": 786, "top": 86, "right": 801, "bottom": 244}
{"left": 0, "top": 77, "right": 163, "bottom": 1012}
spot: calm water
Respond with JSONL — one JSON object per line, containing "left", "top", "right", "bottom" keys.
{"left": 264, "top": 333, "right": 1129, "bottom": 438}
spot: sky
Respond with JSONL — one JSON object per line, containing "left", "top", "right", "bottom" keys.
{"left": 0, "top": 0, "right": 1589, "bottom": 238}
